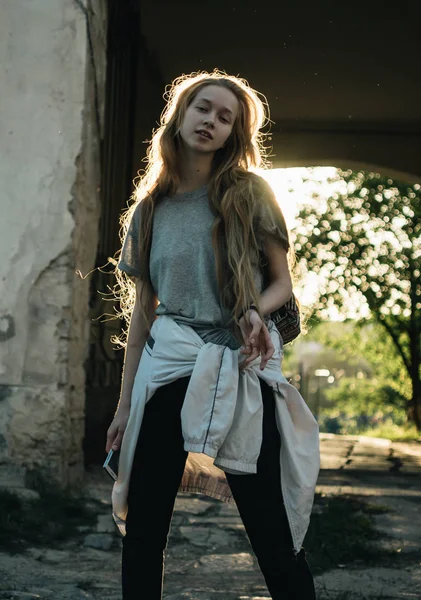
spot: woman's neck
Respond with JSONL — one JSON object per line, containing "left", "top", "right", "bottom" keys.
{"left": 176, "top": 149, "right": 213, "bottom": 194}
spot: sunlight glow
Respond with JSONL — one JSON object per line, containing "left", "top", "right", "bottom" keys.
{"left": 256, "top": 166, "right": 339, "bottom": 229}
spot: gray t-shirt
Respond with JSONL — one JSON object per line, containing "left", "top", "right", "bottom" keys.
{"left": 118, "top": 184, "right": 288, "bottom": 349}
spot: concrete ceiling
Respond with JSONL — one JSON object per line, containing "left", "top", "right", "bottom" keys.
{"left": 138, "top": 1, "right": 421, "bottom": 180}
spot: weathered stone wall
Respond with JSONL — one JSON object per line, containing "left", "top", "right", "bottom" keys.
{"left": 0, "top": 0, "right": 107, "bottom": 488}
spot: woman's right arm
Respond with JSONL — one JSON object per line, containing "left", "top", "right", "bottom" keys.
{"left": 105, "top": 279, "right": 157, "bottom": 453}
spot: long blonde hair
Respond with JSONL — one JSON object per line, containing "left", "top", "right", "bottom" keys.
{"left": 115, "top": 69, "right": 293, "bottom": 343}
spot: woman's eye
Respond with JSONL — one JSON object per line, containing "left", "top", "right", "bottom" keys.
{"left": 197, "top": 106, "right": 206, "bottom": 112}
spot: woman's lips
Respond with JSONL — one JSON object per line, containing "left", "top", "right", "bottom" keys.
{"left": 196, "top": 130, "right": 212, "bottom": 139}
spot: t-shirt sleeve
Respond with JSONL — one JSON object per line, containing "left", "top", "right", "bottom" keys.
{"left": 117, "top": 204, "right": 142, "bottom": 278}
{"left": 255, "top": 179, "right": 290, "bottom": 252}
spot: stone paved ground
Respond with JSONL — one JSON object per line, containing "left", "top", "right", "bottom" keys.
{"left": 0, "top": 434, "right": 420, "bottom": 599}
{"left": 315, "top": 434, "right": 421, "bottom": 599}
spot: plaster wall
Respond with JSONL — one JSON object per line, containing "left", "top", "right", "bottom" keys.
{"left": 0, "top": 0, "right": 107, "bottom": 487}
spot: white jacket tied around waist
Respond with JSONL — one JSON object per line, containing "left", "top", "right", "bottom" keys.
{"left": 111, "top": 315, "right": 320, "bottom": 553}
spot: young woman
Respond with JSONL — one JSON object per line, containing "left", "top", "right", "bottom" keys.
{"left": 106, "top": 70, "right": 320, "bottom": 600}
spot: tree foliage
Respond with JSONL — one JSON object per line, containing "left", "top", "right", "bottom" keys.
{"left": 312, "top": 321, "right": 411, "bottom": 403}
{"left": 312, "top": 321, "right": 412, "bottom": 435}
{"left": 296, "top": 170, "right": 421, "bottom": 427}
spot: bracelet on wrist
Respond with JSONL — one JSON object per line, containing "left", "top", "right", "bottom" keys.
{"left": 239, "top": 303, "right": 258, "bottom": 321}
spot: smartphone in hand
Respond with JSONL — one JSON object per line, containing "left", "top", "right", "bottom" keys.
{"left": 103, "top": 448, "right": 120, "bottom": 481}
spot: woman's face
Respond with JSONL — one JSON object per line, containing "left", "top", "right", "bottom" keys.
{"left": 178, "top": 84, "right": 239, "bottom": 155}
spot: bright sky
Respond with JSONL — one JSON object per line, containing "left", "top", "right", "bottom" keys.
{"left": 256, "top": 166, "right": 339, "bottom": 229}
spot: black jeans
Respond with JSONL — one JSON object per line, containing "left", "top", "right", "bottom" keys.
{"left": 122, "top": 376, "right": 316, "bottom": 600}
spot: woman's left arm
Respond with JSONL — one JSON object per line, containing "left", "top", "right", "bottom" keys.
{"left": 239, "top": 239, "right": 292, "bottom": 370}
{"left": 258, "top": 238, "right": 293, "bottom": 316}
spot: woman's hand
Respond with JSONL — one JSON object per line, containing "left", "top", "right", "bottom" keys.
{"left": 239, "top": 309, "right": 274, "bottom": 370}
{"left": 105, "top": 407, "right": 130, "bottom": 453}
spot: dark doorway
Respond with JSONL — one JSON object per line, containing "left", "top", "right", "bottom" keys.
{"left": 83, "top": 0, "right": 140, "bottom": 466}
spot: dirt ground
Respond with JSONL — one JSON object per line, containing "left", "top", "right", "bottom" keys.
{"left": 0, "top": 434, "right": 420, "bottom": 600}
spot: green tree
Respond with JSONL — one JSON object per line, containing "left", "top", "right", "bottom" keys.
{"left": 313, "top": 321, "right": 411, "bottom": 403}
{"left": 296, "top": 170, "right": 421, "bottom": 428}
{"left": 310, "top": 321, "right": 411, "bottom": 434}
